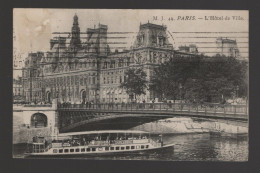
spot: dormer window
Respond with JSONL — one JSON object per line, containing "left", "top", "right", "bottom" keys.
{"left": 157, "top": 33, "right": 165, "bottom": 47}
{"left": 104, "top": 62, "right": 108, "bottom": 69}
{"left": 137, "top": 32, "right": 145, "bottom": 47}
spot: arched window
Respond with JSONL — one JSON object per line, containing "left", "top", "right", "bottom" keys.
{"left": 46, "top": 91, "right": 51, "bottom": 103}
{"left": 31, "top": 113, "right": 47, "bottom": 128}
{"left": 81, "top": 90, "right": 87, "bottom": 103}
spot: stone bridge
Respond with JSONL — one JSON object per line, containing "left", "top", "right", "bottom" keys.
{"left": 14, "top": 100, "right": 248, "bottom": 136}
{"left": 57, "top": 102, "right": 248, "bottom": 132}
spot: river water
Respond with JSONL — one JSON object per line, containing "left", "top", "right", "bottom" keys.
{"left": 13, "top": 133, "right": 248, "bottom": 161}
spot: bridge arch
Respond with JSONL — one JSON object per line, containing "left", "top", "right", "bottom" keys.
{"left": 30, "top": 113, "right": 48, "bottom": 128}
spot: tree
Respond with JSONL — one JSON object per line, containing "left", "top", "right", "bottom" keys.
{"left": 149, "top": 55, "right": 248, "bottom": 103}
{"left": 120, "top": 68, "right": 148, "bottom": 102}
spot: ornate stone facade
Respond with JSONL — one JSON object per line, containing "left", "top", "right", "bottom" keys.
{"left": 22, "top": 15, "right": 196, "bottom": 104}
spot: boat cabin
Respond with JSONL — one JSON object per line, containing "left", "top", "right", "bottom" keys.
{"left": 28, "top": 130, "right": 164, "bottom": 155}
{"left": 31, "top": 136, "right": 47, "bottom": 153}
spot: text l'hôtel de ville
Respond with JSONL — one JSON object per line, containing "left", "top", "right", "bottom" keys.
{"left": 152, "top": 16, "right": 244, "bottom": 21}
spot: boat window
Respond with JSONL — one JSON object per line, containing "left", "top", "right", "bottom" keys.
{"left": 105, "top": 147, "right": 109, "bottom": 151}
{"left": 70, "top": 149, "right": 74, "bottom": 152}
{"left": 146, "top": 145, "right": 149, "bottom": 148}
{"left": 136, "top": 145, "right": 140, "bottom": 149}
{"left": 116, "top": 147, "right": 120, "bottom": 150}
{"left": 131, "top": 146, "right": 135, "bottom": 149}
{"left": 81, "top": 148, "right": 85, "bottom": 152}
{"left": 87, "top": 148, "right": 91, "bottom": 152}
{"left": 59, "top": 149, "right": 63, "bottom": 153}
{"left": 76, "top": 148, "right": 80, "bottom": 152}
{"left": 141, "top": 145, "right": 145, "bottom": 149}
{"left": 53, "top": 149, "right": 58, "bottom": 153}
{"left": 126, "top": 146, "right": 130, "bottom": 150}
{"left": 64, "top": 149, "right": 69, "bottom": 153}
{"left": 98, "top": 147, "right": 103, "bottom": 151}
{"left": 121, "top": 147, "right": 125, "bottom": 150}
{"left": 110, "top": 147, "right": 114, "bottom": 150}
{"left": 92, "top": 148, "right": 96, "bottom": 152}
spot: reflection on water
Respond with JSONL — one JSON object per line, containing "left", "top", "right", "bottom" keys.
{"left": 13, "top": 133, "right": 248, "bottom": 161}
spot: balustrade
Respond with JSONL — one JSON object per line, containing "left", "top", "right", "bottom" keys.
{"left": 57, "top": 102, "right": 248, "bottom": 116}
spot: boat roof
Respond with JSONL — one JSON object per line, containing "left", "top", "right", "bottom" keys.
{"left": 58, "top": 130, "right": 149, "bottom": 137}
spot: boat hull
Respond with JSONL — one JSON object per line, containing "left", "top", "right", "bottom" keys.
{"left": 25, "top": 144, "right": 174, "bottom": 158}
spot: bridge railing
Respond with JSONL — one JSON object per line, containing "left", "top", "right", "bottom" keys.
{"left": 57, "top": 102, "right": 248, "bottom": 115}
{"left": 24, "top": 104, "right": 52, "bottom": 107}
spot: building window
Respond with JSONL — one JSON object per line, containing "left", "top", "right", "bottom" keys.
{"left": 120, "top": 76, "right": 122, "bottom": 83}
{"left": 80, "top": 78, "right": 83, "bottom": 86}
{"left": 111, "top": 61, "right": 115, "bottom": 68}
{"left": 92, "top": 77, "right": 95, "bottom": 84}
{"left": 84, "top": 78, "right": 87, "bottom": 85}
{"left": 67, "top": 77, "right": 70, "bottom": 86}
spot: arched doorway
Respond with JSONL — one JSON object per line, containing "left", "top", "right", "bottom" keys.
{"left": 81, "top": 90, "right": 86, "bottom": 103}
{"left": 46, "top": 92, "right": 51, "bottom": 103}
{"left": 31, "top": 113, "right": 48, "bottom": 128}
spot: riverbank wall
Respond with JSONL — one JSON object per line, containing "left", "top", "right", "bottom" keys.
{"left": 131, "top": 117, "right": 248, "bottom": 135}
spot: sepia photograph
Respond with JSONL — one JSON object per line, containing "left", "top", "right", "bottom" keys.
{"left": 13, "top": 9, "right": 248, "bottom": 161}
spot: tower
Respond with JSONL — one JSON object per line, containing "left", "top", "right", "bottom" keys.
{"left": 70, "top": 14, "right": 81, "bottom": 49}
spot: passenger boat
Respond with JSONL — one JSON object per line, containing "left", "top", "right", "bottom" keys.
{"left": 25, "top": 130, "right": 174, "bottom": 157}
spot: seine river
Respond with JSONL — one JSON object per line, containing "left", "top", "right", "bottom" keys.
{"left": 13, "top": 133, "right": 248, "bottom": 161}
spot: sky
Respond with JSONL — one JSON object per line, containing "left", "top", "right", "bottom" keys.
{"left": 13, "top": 9, "right": 248, "bottom": 77}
